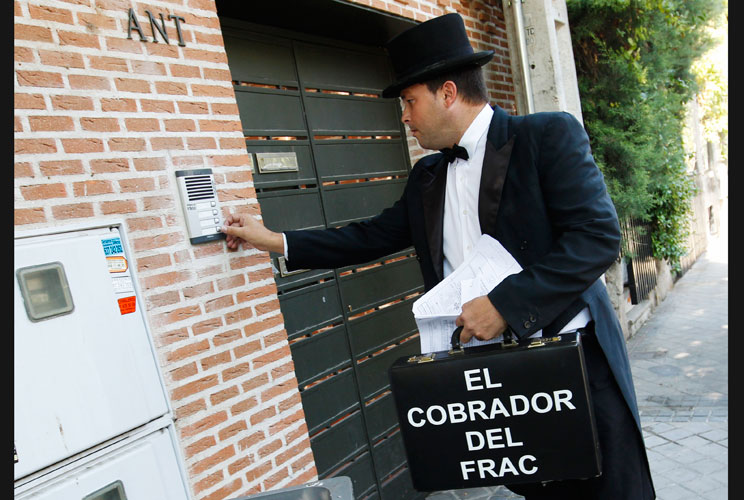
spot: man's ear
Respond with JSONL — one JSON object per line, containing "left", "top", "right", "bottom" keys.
{"left": 441, "top": 80, "right": 458, "bottom": 108}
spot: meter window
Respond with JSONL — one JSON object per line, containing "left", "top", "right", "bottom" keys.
{"left": 17, "top": 262, "right": 74, "bottom": 322}
{"left": 82, "top": 480, "right": 128, "bottom": 500}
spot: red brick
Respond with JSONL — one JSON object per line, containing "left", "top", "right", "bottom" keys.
{"left": 72, "top": 180, "right": 114, "bottom": 196}
{"left": 104, "top": 36, "right": 144, "bottom": 54}
{"left": 115, "top": 78, "right": 151, "bottom": 93}
{"left": 142, "top": 195, "right": 175, "bottom": 211}
{"left": 169, "top": 362, "right": 198, "bottom": 381}
{"left": 175, "top": 399, "right": 208, "bottom": 421}
{"left": 234, "top": 339, "right": 262, "bottom": 359}
{"left": 142, "top": 269, "right": 192, "bottom": 289}
{"left": 255, "top": 299, "right": 281, "bottom": 316}
{"left": 77, "top": 11, "right": 118, "bottom": 31}
{"left": 28, "top": 4, "right": 74, "bottom": 24}
{"left": 131, "top": 60, "right": 166, "bottom": 75}
{"left": 136, "top": 253, "right": 171, "bottom": 271}
{"left": 14, "top": 46, "right": 34, "bottom": 63}
{"left": 192, "top": 83, "right": 234, "bottom": 97}
{"left": 147, "top": 290, "right": 181, "bottom": 309}
{"left": 80, "top": 117, "right": 120, "bottom": 132}
{"left": 90, "top": 158, "right": 130, "bottom": 174}
{"left": 108, "top": 137, "right": 146, "bottom": 152}
{"left": 165, "top": 119, "right": 195, "bottom": 132}
{"left": 158, "top": 327, "right": 190, "bottom": 347}
{"left": 89, "top": 55, "right": 129, "bottom": 72}
{"left": 179, "top": 410, "right": 228, "bottom": 438}
{"left": 214, "top": 329, "right": 242, "bottom": 346}
{"left": 52, "top": 203, "right": 94, "bottom": 219}
{"left": 14, "top": 162, "right": 33, "bottom": 178}
{"left": 236, "top": 429, "right": 265, "bottom": 451}
{"left": 39, "top": 50, "right": 85, "bottom": 69}
{"left": 201, "top": 479, "right": 242, "bottom": 500}
{"left": 261, "top": 380, "right": 298, "bottom": 404}
{"left": 230, "top": 395, "right": 259, "bottom": 417}
{"left": 51, "top": 95, "right": 93, "bottom": 110}
{"left": 20, "top": 183, "right": 67, "bottom": 200}
{"left": 253, "top": 346, "right": 292, "bottom": 370}
{"left": 101, "top": 98, "right": 137, "bottom": 112}
{"left": 183, "top": 47, "right": 227, "bottom": 64}
{"left": 185, "top": 436, "right": 217, "bottom": 459}
{"left": 171, "top": 373, "right": 219, "bottom": 401}
{"left": 177, "top": 101, "right": 209, "bottom": 114}
{"left": 193, "top": 471, "right": 225, "bottom": 495}
{"left": 133, "top": 157, "right": 166, "bottom": 171}
{"left": 170, "top": 64, "right": 201, "bottom": 78}
{"left": 199, "top": 119, "right": 242, "bottom": 132}
{"left": 118, "top": 177, "right": 155, "bottom": 192}
{"left": 16, "top": 70, "right": 64, "bottom": 88}
{"left": 15, "top": 138, "right": 57, "bottom": 155}
{"left": 140, "top": 99, "right": 175, "bottom": 113}
{"left": 203, "top": 67, "right": 232, "bottom": 81}
{"left": 219, "top": 137, "right": 245, "bottom": 150}
{"left": 211, "top": 102, "right": 240, "bottom": 115}
{"left": 201, "top": 350, "right": 233, "bottom": 371}
{"left": 187, "top": 137, "right": 217, "bottom": 150}
{"left": 61, "top": 138, "right": 104, "bottom": 153}
{"left": 221, "top": 361, "right": 252, "bottom": 382}
{"left": 250, "top": 407, "right": 277, "bottom": 426}
{"left": 15, "top": 208, "right": 46, "bottom": 225}
{"left": 58, "top": 30, "right": 100, "bottom": 48}
{"left": 28, "top": 115, "right": 74, "bottom": 132}
{"left": 150, "top": 137, "right": 184, "bottom": 150}
{"left": 209, "top": 383, "right": 240, "bottom": 408}
{"left": 155, "top": 81, "right": 188, "bottom": 95}
{"left": 124, "top": 118, "right": 159, "bottom": 132}
{"left": 145, "top": 43, "right": 181, "bottom": 58}
{"left": 100, "top": 200, "right": 137, "bottom": 215}
{"left": 15, "top": 93, "right": 46, "bottom": 110}
{"left": 68, "top": 75, "right": 110, "bottom": 90}
{"left": 218, "top": 420, "right": 248, "bottom": 442}
{"left": 227, "top": 455, "right": 254, "bottom": 477}
{"left": 15, "top": 24, "right": 54, "bottom": 42}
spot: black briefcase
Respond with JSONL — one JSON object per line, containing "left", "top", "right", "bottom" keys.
{"left": 388, "top": 328, "right": 601, "bottom": 492}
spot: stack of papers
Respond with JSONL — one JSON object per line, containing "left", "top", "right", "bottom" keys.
{"left": 412, "top": 234, "right": 531, "bottom": 353}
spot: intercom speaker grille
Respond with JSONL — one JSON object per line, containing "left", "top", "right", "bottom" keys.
{"left": 184, "top": 175, "right": 216, "bottom": 201}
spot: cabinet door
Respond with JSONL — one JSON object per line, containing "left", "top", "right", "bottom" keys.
{"left": 14, "top": 226, "right": 169, "bottom": 480}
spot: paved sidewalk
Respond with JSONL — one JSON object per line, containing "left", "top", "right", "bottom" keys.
{"left": 427, "top": 203, "right": 728, "bottom": 500}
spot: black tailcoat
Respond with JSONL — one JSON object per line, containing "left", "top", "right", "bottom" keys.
{"left": 285, "top": 105, "right": 643, "bottom": 438}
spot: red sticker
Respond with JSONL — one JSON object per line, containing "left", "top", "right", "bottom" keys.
{"left": 118, "top": 296, "right": 136, "bottom": 315}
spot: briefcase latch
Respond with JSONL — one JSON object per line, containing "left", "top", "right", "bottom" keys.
{"left": 527, "top": 336, "right": 561, "bottom": 348}
{"left": 407, "top": 353, "right": 436, "bottom": 363}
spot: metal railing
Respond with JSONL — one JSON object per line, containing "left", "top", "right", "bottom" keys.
{"left": 621, "top": 217, "right": 658, "bottom": 304}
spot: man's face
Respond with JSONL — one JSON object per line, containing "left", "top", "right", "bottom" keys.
{"left": 399, "top": 83, "right": 453, "bottom": 151}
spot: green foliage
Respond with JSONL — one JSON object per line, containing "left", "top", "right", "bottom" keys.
{"left": 566, "top": 0, "right": 725, "bottom": 268}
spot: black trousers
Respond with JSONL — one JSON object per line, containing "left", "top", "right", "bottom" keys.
{"left": 505, "top": 324, "right": 656, "bottom": 500}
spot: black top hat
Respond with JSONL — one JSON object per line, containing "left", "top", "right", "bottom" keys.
{"left": 382, "top": 13, "right": 494, "bottom": 98}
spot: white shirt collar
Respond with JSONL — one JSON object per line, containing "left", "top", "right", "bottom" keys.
{"left": 455, "top": 103, "right": 493, "bottom": 161}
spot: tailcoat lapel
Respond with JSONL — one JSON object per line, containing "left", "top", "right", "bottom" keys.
{"left": 478, "top": 135, "right": 515, "bottom": 236}
{"left": 420, "top": 156, "right": 448, "bottom": 283}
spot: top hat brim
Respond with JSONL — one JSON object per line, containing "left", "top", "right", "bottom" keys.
{"left": 382, "top": 50, "right": 494, "bottom": 98}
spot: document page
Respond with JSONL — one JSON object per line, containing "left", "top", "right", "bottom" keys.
{"left": 413, "top": 234, "right": 531, "bottom": 353}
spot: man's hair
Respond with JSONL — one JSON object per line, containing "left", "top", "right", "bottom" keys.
{"left": 424, "top": 66, "right": 489, "bottom": 104}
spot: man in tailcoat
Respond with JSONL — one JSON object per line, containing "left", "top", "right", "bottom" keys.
{"left": 222, "top": 13, "right": 655, "bottom": 499}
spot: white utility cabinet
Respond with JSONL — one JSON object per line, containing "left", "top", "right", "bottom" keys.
{"left": 14, "top": 222, "right": 190, "bottom": 499}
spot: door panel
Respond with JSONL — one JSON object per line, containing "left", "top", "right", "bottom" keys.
{"left": 223, "top": 20, "right": 426, "bottom": 499}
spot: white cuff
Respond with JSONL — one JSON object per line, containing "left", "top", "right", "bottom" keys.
{"left": 282, "top": 233, "right": 289, "bottom": 261}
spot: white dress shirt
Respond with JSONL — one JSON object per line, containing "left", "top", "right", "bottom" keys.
{"left": 442, "top": 103, "right": 493, "bottom": 277}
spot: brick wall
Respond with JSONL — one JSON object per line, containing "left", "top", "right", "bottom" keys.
{"left": 14, "top": 1, "right": 517, "bottom": 499}
{"left": 14, "top": 1, "right": 313, "bottom": 498}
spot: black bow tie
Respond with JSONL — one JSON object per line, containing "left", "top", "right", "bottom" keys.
{"left": 440, "top": 144, "right": 469, "bottom": 163}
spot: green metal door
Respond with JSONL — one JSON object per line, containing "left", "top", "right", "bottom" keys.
{"left": 222, "top": 19, "right": 426, "bottom": 500}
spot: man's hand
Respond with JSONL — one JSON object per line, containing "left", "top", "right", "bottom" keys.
{"left": 456, "top": 296, "right": 508, "bottom": 344}
{"left": 221, "top": 213, "right": 284, "bottom": 254}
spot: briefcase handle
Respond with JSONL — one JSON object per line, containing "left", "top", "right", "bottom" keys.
{"left": 450, "top": 324, "right": 519, "bottom": 354}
